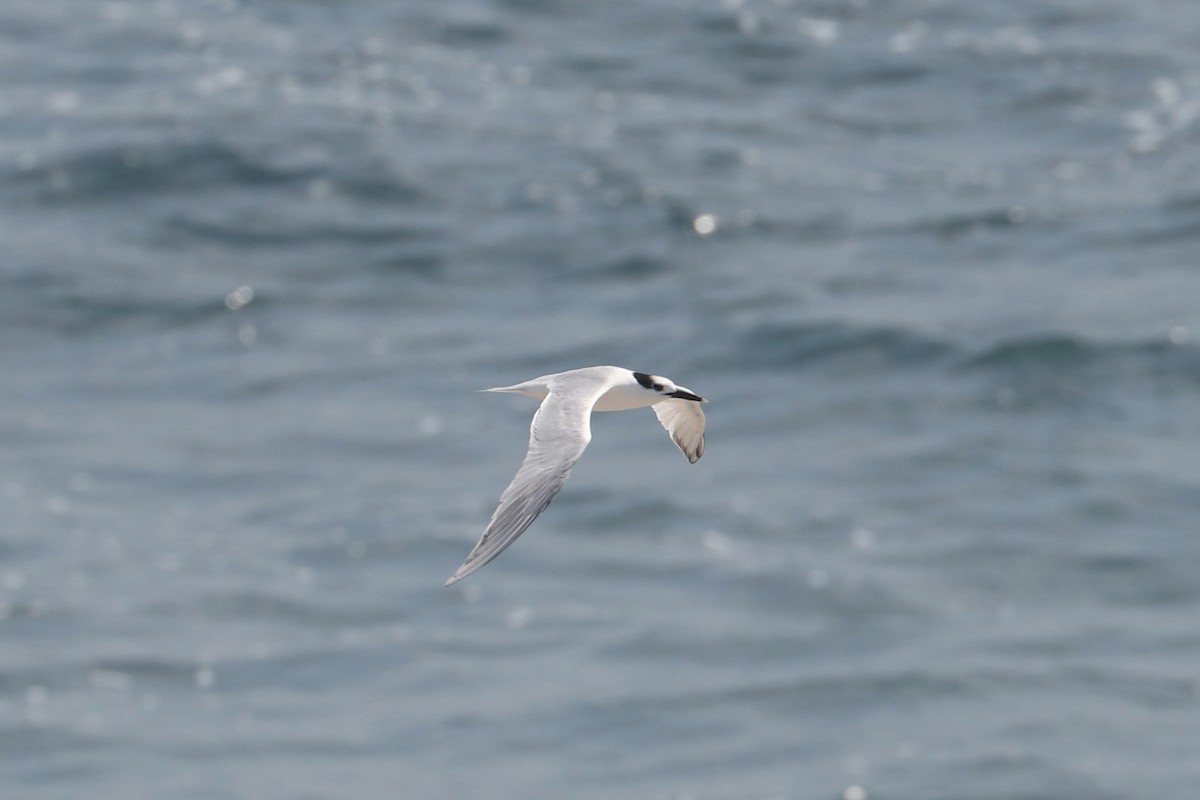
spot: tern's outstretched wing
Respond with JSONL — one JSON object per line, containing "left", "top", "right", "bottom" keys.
{"left": 651, "top": 397, "right": 706, "bottom": 464}
{"left": 444, "top": 389, "right": 597, "bottom": 586}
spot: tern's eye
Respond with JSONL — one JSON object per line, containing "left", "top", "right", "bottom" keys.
{"left": 652, "top": 383, "right": 663, "bottom": 391}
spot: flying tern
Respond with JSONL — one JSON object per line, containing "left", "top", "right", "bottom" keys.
{"left": 444, "top": 365, "right": 707, "bottom": 586}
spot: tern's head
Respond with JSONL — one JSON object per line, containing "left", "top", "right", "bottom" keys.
{"left": 632, "top": 371, "right": 705, "bottom": 402}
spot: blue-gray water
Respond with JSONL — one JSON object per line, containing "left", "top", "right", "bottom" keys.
{"left": 3, "top": 1, "right": 1199, "bottom": 798}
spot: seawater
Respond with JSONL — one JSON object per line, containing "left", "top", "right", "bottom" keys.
{"left": 2, "top": 1, "right": 1199, "bottom": 798}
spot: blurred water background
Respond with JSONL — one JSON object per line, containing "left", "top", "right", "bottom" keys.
{"left": 3, "top": 1, "right": 1200, "bottom": 798}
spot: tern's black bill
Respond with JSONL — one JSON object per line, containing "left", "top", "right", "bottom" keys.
{"left": 668, "top": 389, "right": 704, "bottom": 402}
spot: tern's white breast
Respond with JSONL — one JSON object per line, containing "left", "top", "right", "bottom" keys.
{"left": 591, "top": 383, "right": 658, "bottom": 412}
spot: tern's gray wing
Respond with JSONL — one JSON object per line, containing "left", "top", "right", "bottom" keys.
{"left": 651, "top": 397, "right": 706, "bottom": 464}
{"left": 444, "top": 388, "right": 597, "bottom": 586}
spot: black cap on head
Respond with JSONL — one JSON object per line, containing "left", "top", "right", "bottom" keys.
{"left": 632, "top": 371, "right": 655, "bottom": 389}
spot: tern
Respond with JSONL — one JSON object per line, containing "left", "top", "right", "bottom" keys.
{"left": 444, "top": 366, "right": 707, "bottom": 586}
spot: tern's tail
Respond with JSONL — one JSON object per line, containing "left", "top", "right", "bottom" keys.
{"left": 479, "top": 379, "right": 549, "bottom": 400}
